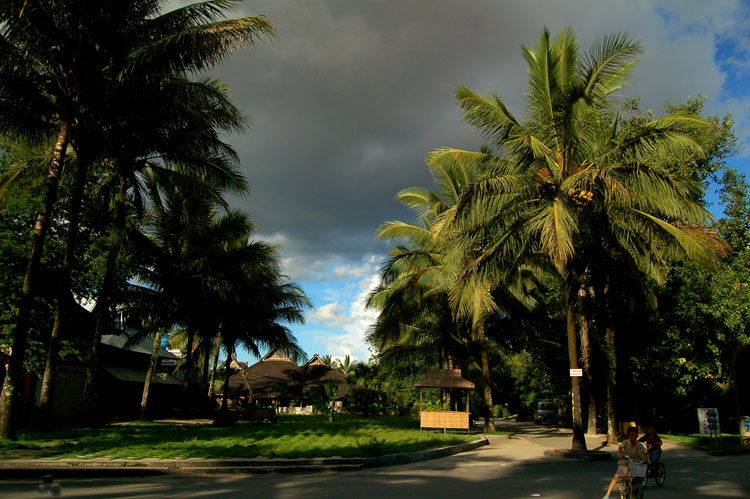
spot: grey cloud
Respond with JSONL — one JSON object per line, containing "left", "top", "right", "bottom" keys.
{"left": 200, "top": 0, "right": 747, "bottom": 281}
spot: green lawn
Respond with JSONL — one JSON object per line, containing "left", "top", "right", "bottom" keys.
{"left": 663, "top": 433, "right": 747, "bottom": 452}
{"left": 0, "top": 415, "right": 476, "bottom": 460}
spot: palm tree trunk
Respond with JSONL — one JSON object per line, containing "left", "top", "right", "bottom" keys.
{"left": 232, "top": 352, "right": 252, "bottom": 403}
{"left": 603, "top": 279, "right": 618, "bottom": 444}
{"left": 578, "top": 285, "right": 597, "bottom": 436}
{"left": 81, "top": 175, "right": 126, "bottom": 420}
{"left": 0, "top": 120, "right": 71, "bottom": 440}
{"left": 201, "top": 337, "right": 211, "bottom": 393}
{"left": 208, "top": 329, "right": 222, "bottom": 398}
{"left": 39, "top": 154, "right": 89, "bottom": 426}
{"left": 221, "top": 348, "right": 233, "bottom": 412}
{"left": 140, "top": 331, "right": 162, "bottom": 419}
{"left": 182, "top": 326, "right": 196, "bottom": 403}
{"left": 566, "top": 279, "right": 587, "bottom": 452}
{"left": 476, "top": 320, "right": 495, "bottom": 432}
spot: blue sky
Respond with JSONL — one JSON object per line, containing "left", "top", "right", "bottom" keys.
{"left": 223, "top": 0, "right": 750, "bottom": 365}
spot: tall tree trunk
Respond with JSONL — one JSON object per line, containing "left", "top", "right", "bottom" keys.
{"left": 566, "top": 279, "right": 587, "bottom": 452}
{"left": 446, "top": 355, "right": 455, "bottom": 411}
{"left": 201, "top": 336, "right": 211, "bottom": 393}
{"left": 221, "top": 348, "right": 233, "bottom": 412}
{"left": 39, "top": 154, "right": 89, "bottom": 425}
{"left": 603, "top": 279, "right": 618, "bottom": 444}
{"left": 81, "top": 175, "right": 126, "bottom": 421}
{"left": 140, "top": 331, "right": 162, "bottom": 419}
{"left": 182, "top": 326, "right": 196, "bottom": 405}
{"left": 578, "top": 284, "right": 597, "bottom": 436}
{"left": 232, "top": 352, "right": 251, "bottom": 404}
{"left": 208, "top": 329, "right": 222, "bottom": 398}
{"left": 476, "top": 320, "right": 495, "bottom": 432}
{"left": 0, "top": 121, "right": 71, "bottom": 440}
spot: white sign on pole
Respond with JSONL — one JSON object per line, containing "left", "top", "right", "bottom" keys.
{"left": 569, "top": 369, "right": 583, "bottom": 377}
{"left": 697, "top": 407, "right": 720, "bottom": 435}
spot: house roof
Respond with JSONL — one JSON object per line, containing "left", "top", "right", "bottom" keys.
{"left": 228, "top": 352, "right": 353, "bottom": 399}
{"left": 102, "top": 366, "right": 182, "bottom": 386}
{"left": 305, "top": 354, "right": 327, "bottom": 366}
{"left": 261, "top": 347, "right": 294, "bottom": 362}
{"left": 101, "top": 333, "right": 177, "bottom": 359}
{"left": 415, "top": 368, "right": 475, "bottom": 389}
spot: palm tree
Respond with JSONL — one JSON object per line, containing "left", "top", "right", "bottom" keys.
{"left": 429, "top": 27, "right": 723, "bottom": 451}
{"left": 371, "top": 157, "right": 509, "bottom": 431}
{"left": 217, "top": 248, "right": 309, "bottom": 412}
{"left": 79, "top": 78, "right": 253, "bottom": 420}
{"left": 334, "top": 354, "right": 356, "bottom": 376}
{"left": 130, "top": 205, "right": 308, "bottom": 416}
{"left": 0, "top": 0, "right": 275, "bottom": 438}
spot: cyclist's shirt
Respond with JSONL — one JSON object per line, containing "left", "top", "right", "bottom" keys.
{"left": 638, "top": 433, "right": 662, "bottom": 451}
{"left": 619, "top": 440, "right": 648, "bottom": 461}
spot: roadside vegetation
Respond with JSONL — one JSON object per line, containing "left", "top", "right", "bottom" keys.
{"left": 0, "top": 416, "right": 474, "bottom": 460}
{"left": 662, "top": 433, "right": 747, "bottom": 453}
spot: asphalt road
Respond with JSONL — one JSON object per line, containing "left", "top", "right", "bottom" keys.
{"left": 2, "top": 422, "right": 748, "bottom": 498}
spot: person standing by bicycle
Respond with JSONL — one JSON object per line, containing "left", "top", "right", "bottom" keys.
{"left": 638, "top": 424, "right": 663, "bottom": 464}
{"left": 602, "top": 426, "right": 651, "bottom": 499}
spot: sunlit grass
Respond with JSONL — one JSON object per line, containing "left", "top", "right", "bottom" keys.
{"left": 0, "top": 415, "right": 476, "bottom": 460}
{"left": 663, "top": 433, "right": 746, "bottom": 452}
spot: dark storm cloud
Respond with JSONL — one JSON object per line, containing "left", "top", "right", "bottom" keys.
{"left": 196, "top": 0, "right": 744, "bottom": 280}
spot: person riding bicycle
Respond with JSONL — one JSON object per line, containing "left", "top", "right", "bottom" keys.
{"left": 638, "top": 424, "right": 663, "bottom": 464}
{"left": 603, "top": 426, "right": 651, "bottom": 499}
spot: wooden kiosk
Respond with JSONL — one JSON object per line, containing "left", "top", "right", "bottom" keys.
{"left": 415, "top": 368, "right": 475, "bottom": 434}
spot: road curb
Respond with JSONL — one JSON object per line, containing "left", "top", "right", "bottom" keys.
{"left": 0, "top": 437, "right": 489, "bottom": 478}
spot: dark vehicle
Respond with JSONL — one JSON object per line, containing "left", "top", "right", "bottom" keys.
{"left": 534, "top": 399, "right": 557, "bottom": 424}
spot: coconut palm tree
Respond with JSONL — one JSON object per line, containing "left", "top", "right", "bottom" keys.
{"left": 370, "top": 157, "right": 513, "bottom": 431}
{"left": 217, "top": 255, "right": 309, "bottom": 412}
{"left": 429, "top": 27, "right": 723, "bottom": 451}
{"left": 0, "top": 0, "right": 275, "bottom": 438}
{"left": 79, "top": 78, "right": 253, "bottom": 420}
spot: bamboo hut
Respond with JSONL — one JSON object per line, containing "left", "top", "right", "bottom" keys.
{"left": 226, "top": 350, "right": 353, "bottom": 410}
{"left": 415, "top": 368, "right": 474, "bottom": 434}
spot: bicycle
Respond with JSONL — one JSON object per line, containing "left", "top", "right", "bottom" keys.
{"left": 619, "top": 457, "right": 647, "bottom": 499}
{"left": 644, "top": 459, "right": 665, "bottom": 487}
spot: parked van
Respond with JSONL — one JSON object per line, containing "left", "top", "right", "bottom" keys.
{"left": 534, "top": 399, "right": 557, "bottom": 424}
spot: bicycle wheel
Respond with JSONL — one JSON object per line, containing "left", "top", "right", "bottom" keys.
{"left": 631, "top": 483, "right": 643, "bottom": 499}
{"left": 655, "top": 462, "right": 665, "bottom": 486}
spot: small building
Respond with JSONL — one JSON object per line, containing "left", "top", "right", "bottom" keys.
{"left": 227, "top": 349, "right": 353, "bottom": 412}
{"left": 415, "top": 368, "right": 475, "bottom": 434}
{"left": 45, "top": 331, "right": 182, "bottom": 421}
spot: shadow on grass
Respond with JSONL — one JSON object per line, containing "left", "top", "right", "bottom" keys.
{"left": 2, "top": 415, "right": 475, "bottom": 460}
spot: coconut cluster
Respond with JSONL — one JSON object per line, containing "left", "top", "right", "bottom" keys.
{"left": 568, "top": 188, "right": 594, "bottom": 207}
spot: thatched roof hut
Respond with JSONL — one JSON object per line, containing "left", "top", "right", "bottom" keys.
{"left": 415, "top": 368, "right": 474, "bottom": 434}
{"left": 415, "top": 368, "right": 475, "bottom": 389}
{"left": 227, "top": 349, "right": 353, "bottom": 402}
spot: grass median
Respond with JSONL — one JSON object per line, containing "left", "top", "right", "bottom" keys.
{"left": 663, "top": 433, "right": 747, "bottom": 453}
{"left": 0, "top": 415, "right": 476, "bottom": 460}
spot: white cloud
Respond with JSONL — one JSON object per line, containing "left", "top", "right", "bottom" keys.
{"left": 304, "top": 271, "right": 380, "bottom": 362}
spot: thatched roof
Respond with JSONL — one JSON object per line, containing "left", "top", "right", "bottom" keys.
{"left": 261, "top": 348, "right": 294, "bottom": 362}
{"left": 415, "top": 368, "right": 475, "bottom": 389}
{"left": 305, "top": 354, "right": 327, "bottom": 366}
{"left": 227, "top": 351, "right": 353, "bottom": 400}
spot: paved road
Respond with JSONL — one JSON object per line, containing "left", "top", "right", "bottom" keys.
{"left": 2, "top": 422, "right": 748, "bottom": 498}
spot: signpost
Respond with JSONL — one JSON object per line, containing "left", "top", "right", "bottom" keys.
{"left": 697, "top": 408, "right": 720, "bottom": 446}
{"left": 569, "top": 369, "right": 583, "bottom": 377}
{"left": 741, "top": 416, "right": 750, "bottom": 449}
